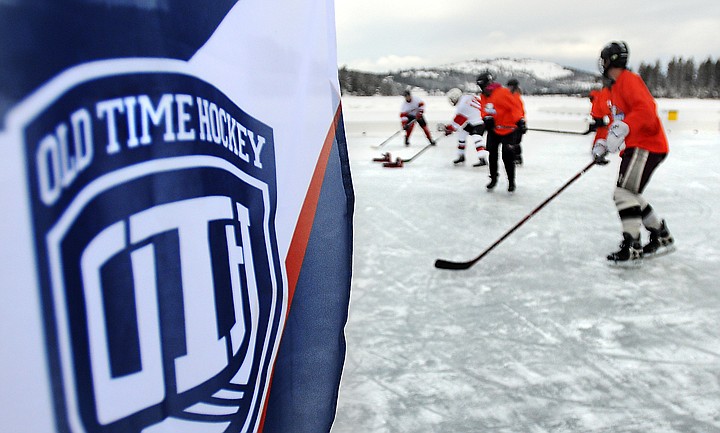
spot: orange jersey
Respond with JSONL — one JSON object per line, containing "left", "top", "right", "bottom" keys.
{"left": 482, "top": 86, "right": 524, "bottom": 136}
{"left": 590, "top": 87, "right": 611, "bottom": 142}
{"left": 609, "top": 70, "right": 668, "bottom": 154}
{"left": 590, "top": 87, "right": 611, "bottom": 118}
{"left": 511, "top": 91, "right": 525, "bottom": 117}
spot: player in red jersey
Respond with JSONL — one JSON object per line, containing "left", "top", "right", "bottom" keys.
{"left": 592, "top": 41, "right": 674, "bottom": 264}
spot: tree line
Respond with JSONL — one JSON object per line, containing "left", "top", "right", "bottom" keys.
{"left": 338, "top": 67, "right": 407, "bottom": 96}
{"left": 340, "top": 57, "right": 720, "bottom": 98}
{"left": 638, "top": 57, "right": 720, "bottom": 98}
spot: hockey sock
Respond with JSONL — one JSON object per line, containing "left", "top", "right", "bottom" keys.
{"left": 619, "top": 206, "right": 642, "bottom": 239}
{"left": 641, "top": 204, "right": 662, "bottom": 231}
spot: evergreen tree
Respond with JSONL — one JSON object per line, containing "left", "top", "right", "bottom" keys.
{"left": 639, "top": 62, "right": 654, "bottom": 90}
{"left": 666, "top": 57, "right": 681, "bottom": 97}
{"left": 682, "top": 58, "right": 696, "bottom": 97}
{"left": 697, "top": 58, "right": 714, "bottom": 98}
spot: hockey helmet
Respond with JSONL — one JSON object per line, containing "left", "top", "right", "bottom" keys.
{"left": 599, "top": 41, "right": 629, "bottom": 76}
{"left": 476, "top": 71, "right": 494, "bottom": 90}
{"left": 447, "top": 88, "right": 463, "bottom": 105}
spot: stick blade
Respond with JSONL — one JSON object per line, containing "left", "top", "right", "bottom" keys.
{"left": 434, "top": 258, "right": 473, "bottom": 270}
{"left": 382, "top": 159, "right": 404, "bottom": 168}
{"left": 372, "top": 152, "right": 391, "bottom": 162}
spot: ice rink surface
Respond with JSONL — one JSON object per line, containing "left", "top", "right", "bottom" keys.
{"left": 331, "top": 95, "right": 720, "bottom": 433}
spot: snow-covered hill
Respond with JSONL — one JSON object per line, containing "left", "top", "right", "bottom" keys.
{"left": 393, "top": 58, "right": 598, "bottom": 95}
{"left": 439, "top": 58, "right": 576, "bottom": 81}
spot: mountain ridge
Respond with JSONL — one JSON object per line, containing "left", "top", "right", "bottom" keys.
{"left": 340, "top": 58, "right": 600, "bottom": 96}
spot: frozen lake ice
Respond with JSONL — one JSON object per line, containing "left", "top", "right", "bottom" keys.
{"left": 331, "top": 94, "right": 720, "bottom": 433}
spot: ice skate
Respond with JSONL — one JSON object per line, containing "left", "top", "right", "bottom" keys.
{"left": 486, "top": 176, "right": 497, "bottom": 190}
{"left": 607, "top": 233, "right": 643, "bottom": 266}
{"left": 643, "top": 220, "right": 675, "bottom": 258}
{"left": 473, "top": 158, "right": 487, "bottom": 167}
{"left": 507, "top": 180, "right": 516, "bottom": 192}
{"left": 453, "top": 155, "right": 465, "bottom": 165}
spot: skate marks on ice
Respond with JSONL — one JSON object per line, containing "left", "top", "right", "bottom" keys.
{"left": 335, "top": 96, "right": 720, "bottom": 433}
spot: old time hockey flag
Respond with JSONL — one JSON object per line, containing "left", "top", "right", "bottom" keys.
{"left": 0, "top": 1, "right": 353, "bottom": 433}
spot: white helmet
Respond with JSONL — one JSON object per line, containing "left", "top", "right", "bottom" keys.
{"left": 447, "top": 88, "right": 462, "bottom": 105}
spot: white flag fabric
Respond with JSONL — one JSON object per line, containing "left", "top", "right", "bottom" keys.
{"left": 0, "top": 1, "right": 352, "bottom": 432}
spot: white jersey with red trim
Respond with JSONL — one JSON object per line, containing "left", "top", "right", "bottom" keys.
{"left": 400, "top": 96, "right": 425, "bottom": 119}
{"left": 449, "top": 94, "right": 483, "bottom": 130}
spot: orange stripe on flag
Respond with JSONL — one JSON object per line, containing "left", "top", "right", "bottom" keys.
{"left": 284, "top": 106, "right": 341, "bottom": 307}
{"left": 258, "top": 104, "right": 342, "bottom": 432}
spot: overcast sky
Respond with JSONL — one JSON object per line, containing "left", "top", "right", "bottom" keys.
{"left": 335, "top": 0, "right": 720, "bottom": 73}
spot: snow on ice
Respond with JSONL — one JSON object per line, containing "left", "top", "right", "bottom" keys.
{"left": 331, "top": 94, "right": 720, "bottom": 433}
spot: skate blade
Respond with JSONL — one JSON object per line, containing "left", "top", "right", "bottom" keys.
{"left": 607, "top": 258, "right": 643, "bottom": 268}
{"left": 645, "top": 244, "right": 677, "bottom": 259}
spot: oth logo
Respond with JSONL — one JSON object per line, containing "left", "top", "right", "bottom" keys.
{"left": 20, "top": 67, "right": 284, "bottom": 433}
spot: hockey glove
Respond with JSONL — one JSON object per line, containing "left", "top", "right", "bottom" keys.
{"left": 591, "top": 116, "right": 607, "bottom": 129}
{"left": 589, "top": 116, "right": 603, "bottom": 132}
{"left": 483, "top": 116, "right": 495, "bottom": 130}
{"left": 592, "top": 139, "right": 609, "bottom": 165}
{"left": 444, "top": 124, "right": 455, "bottom": 136}
{"left": 606, "top": 120, "right": 629, "bottom": 153}
{"left": 516, "top": 118, "right": 528, "bottom": 134}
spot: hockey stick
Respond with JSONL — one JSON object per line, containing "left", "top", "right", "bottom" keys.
{"left": 529, "top": 126, "right": 592, "bottom": 135}
{"left": 373, "top": 119, "right": 416, "bottom": 148}
{"left": 372, "top": 152, "right": 392, "bottom": 162}
{"left": 434, "top": 160, "right": 597, "bottom": 269}
{"left": 383, "top": 134, "right": 444, "bottom": 168}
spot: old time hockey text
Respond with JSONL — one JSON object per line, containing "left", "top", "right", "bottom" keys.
{"left": 34, "top": 93, "right": 267, "bottom": 206}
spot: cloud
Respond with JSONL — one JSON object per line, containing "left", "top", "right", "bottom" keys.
{"left": 335, "top": 0, "right": 720, "bottom": 73}
{"left": 340, "top": 55, "right": 430, "bottom": 73}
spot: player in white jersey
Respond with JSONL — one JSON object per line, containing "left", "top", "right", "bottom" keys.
{"left": 400, "top": 90, "right": 436, "bottom": 146}
{"left": 443, "top": 88, "right": 488, "bottom": 166}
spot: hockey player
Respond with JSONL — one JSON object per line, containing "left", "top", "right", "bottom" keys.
{"left": 476, "top": 72, "right": 525, "bottom": 192}
{"left": 588, "top": 78, "right": 612, "bottom": 161}
{"left": 400, "top": 89, "right": 435, "bottom": 146}
{"left": 443, "top": 88, "right": 488, "bottom": 167}
{"left": 589, "top": 79, "right": 612, "bottom": 133}
{"left": 589, "top": 78, "right": 612, "bottom": 134}
{"left": 592, "top": 41, "right": 674, "bottom": 264}
{"left": 506, "top": 78, "right": 527, "bottom": 165}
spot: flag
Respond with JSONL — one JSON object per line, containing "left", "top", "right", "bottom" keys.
{"left": 0, "top": 1, "right": 352, "bottom": 432}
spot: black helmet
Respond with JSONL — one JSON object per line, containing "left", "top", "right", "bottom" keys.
{"left": 507, "top": 78, "right": 519, "bottom": 87}
{"left": 476, "top": 71, "right": 494, "bottom": 90}
{"left": 599, "top": 41, "right": 629, "bottom": 76}
{"left": 402, "top": 89, "right": 411, "bottom": 97}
